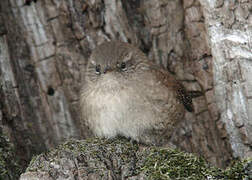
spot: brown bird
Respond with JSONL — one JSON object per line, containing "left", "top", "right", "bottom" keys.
{"left": 80, "top": 41, "right": 193, "bottom": 145}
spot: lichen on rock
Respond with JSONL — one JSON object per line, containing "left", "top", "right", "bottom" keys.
{"left": 20, "top": 138, "right": 251, "bottom": 180}
{"left": 0, "top": 131, "right": 22, "bottom": 180}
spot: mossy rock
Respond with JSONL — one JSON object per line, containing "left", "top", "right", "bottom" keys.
{"left": 21, "top": 138, "right": 251, "bottom": 180}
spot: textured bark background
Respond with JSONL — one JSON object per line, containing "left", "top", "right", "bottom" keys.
{"left": 0, "top": 0, "right": 251, "bottom": 171}
{"left": 199, "top": 0, "right": 252, "bottom": 161}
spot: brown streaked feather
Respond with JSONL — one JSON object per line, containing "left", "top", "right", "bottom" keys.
{"left": 120, "top": 42, "right": 194, "bottom": 112}
{"left": 150, "top": 64, "right": 194, "bottom": 112}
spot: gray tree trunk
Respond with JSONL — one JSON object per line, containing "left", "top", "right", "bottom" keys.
{"left": 199, "top": 0, "right": 252, "bottom": 159}
{"left": 0, "top": 0, "right": 251, "bottom": 171}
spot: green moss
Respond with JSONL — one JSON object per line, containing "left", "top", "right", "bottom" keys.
{"left": 139, "top": 147, "right": 250, "bottom": 180}
{"left": 24, "top": 138, "right": 251, "bottom": 179}
{"left": 26, "top": 122, "right": 33, "bottom": 129}
{"left": 139, "top": 148, "right": 208, "bottom": 180}
{"left": 222, "top": 159, "right": 251, "bottom": 179}
{"left": 0, "top": 131, "right": 22, "bottom": 180}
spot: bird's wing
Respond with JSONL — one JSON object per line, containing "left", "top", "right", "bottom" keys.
{"left": 147, "top": 63, "right": 194, "bottom": 112}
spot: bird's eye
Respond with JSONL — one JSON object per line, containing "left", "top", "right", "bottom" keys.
{"left": 95, "top": 65, "right": 101, "bottom": 75}
{"left": 121, "top": 62, "right": 127, "bottom": 71}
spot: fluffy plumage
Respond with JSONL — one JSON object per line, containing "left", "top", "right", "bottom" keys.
{"left": 80, "top": 41, "right": 193, "bottom": 145}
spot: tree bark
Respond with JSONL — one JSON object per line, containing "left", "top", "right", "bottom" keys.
{"left": 199, "top": 0, "right": 252, "bottom": 159}
{"left": 0, "top": 0, "right": 251, "bottom": 171}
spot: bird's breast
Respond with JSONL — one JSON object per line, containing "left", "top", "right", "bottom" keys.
{"left": 81, "top": 71, "right": 184, "bottom": 139}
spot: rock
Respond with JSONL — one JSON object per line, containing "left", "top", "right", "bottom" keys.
{"left": 20, "top": 138, "right": 250, "bottom": 180}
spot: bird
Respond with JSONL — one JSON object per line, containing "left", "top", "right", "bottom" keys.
{"left": 80, "top": 41, "right": 193, "bottom": 145}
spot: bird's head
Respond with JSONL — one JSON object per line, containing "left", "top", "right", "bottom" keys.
{"left": 85, "top": 41, "right": 148, "bottom": 83}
